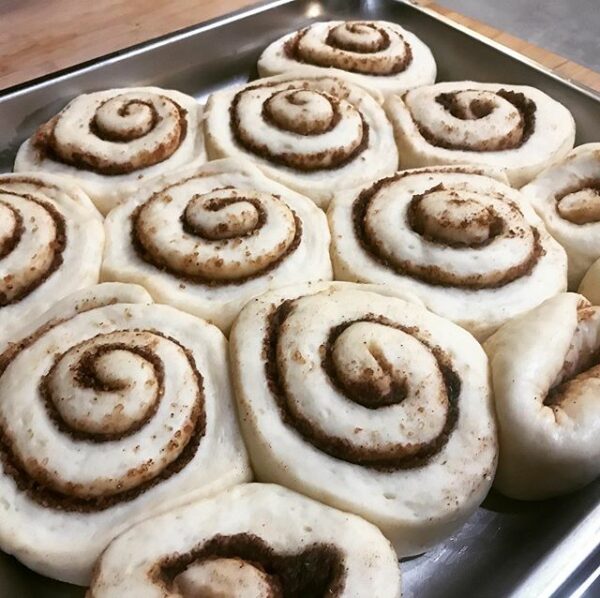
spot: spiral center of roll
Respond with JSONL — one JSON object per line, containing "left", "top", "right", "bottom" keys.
{"left": 93, "top": 97, "right": 158, "bottom": 141}
{"left": 327, "top": 22, "right": 390, "bottom": 53}
{"left": 174, "top": 558, "right": 276, "bottom": 598}
{"left": 409, "top": 186, "right": 503, "bottom": 247}
{"left": 437, "top": 91, "right": 496, "bottom": 121}
{"left": 183, "top": 189, "right": 263, "bottom": 240}
{"left": 264, "top": 89, "right": 338, "bottom": 135}
{"left": 43, "top": 339, "right": 163, "bottom": 438}
{"left": 556, "top": 180, "right": 600, "bottom": 224}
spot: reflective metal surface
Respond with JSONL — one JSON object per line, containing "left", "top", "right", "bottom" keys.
{"left": 0, "top": 1, "right": 598, "bottom": 596}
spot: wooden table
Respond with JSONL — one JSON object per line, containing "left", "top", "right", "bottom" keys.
{"left": 1, "top": 0, "right": 599, "bottom": 93}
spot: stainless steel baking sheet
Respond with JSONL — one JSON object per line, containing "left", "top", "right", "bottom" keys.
{"left": 0, "top": 1, "right": 598, "bottom": 596}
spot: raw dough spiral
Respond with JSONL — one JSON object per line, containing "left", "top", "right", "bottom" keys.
{"left": 328, "top": 165, "right": 568, "bottom": 340}
{"left": 523, "top": 143, "right": 600, "bottom": 288}
{"left": 102, "top": 158, "right": 332, "bottom": 332}
{"left": 258, "top": 20, "right": 436, "bottom": 96}
{"left": 0, "top": 283, "right": 250, "bottom": 584}
{"left": 89, "top": 483, "right": 402, "bottom": 598}
{"left": 0, "top": 172, "right": 103, "bottom": 344}
{"left": 204, "top": 73, "right": 398, "bottom": 208}
{"left": 14, "top": 87, "right": 205, "bottom": 214}
{"left": 484, "top": 293, "right": 600, "bottom": 499}
{"left": 230, "top": 282, "right": 497, "bottom": 556}
{"left": 385, "top": 81, "right": 575, "bottom": 187}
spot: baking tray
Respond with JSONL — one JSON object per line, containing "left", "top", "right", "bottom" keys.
{"left": 0, "top": 1, "right": 599, "bottom": 596}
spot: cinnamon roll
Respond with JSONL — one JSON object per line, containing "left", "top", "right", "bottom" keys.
{"left": 204, "top": 73, "right": 398, "bottom": 208}
{"left": 0, "top": 283, "right": 250, "bottom": 584}
{"left": 89, "top": 483, "right": 402, "bottom": 597}
{"left": 14, "top": 87, "right": 205, "bottom": 214}
{"left": 258, "top": 20, "right": 436, "bottom": 97}
{"left": 484, "top": 293, "right": 600, "bottom": 500}
{"left": 102, "top": 158, "right": 332, "bottom": 332}
{"left": 385, "top": 81, "right": 575, "bottom": 187}
{"left": 328, "top": 165, "right": 568, "bottom": 340}
{"left": 230, "top": 282, "right": 497, "bottom": 556}
{"left": 522, "top": 143, "right": 600, "bottom": 288}
{"left": 0, "top": 172, "right": 103, "bottom": 344}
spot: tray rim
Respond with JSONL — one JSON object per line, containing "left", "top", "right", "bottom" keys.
{"left": 1, "top": 0, "right": 599, "bottom": 103}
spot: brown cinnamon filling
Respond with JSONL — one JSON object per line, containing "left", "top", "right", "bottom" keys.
{"left": 131, "top": 190, "right": 302, "bottom": 286}
{"left": 229, "top": 82, "right": 370, "bottom": 172}
{"left": 155, "top": 533, "right": 346, "bottom": 598}
{"left": 0, "top": 200, "right": 23, "bottom": 259}
{"left": 416, "top": 89, "right": 537, "bottom": 152}
{"left": 352, "top": 175, "right": 543, "bottom": 289}
{"left": 0, "top": 193, "right": 66, "bottom": 307}
{"left": 90, "top": 99, "right": 160, "bottom": 142}
{"left": 284, "top": 24, "right": 413, "bottom": 76}
{"left": 0, "top": 328, "right": 206, "bottom": 512}
{"left": 40, "top": 340, "right": 165, "bottom": 442}
{"left": 263, "top": 301, "right": 460, "bottom": 471}
{"left": 32, "top": 97, "right": 188, "bottom": 176}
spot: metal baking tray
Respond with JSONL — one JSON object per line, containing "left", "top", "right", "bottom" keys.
{"left": 0, "top": 1, "right": 598, "bottom": 596}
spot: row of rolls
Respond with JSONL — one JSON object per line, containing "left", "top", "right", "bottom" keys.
{"left": 0, "top": 19, "right": 599, "bottom": 597}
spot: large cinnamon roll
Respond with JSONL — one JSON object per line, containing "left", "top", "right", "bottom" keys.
{"left": 484, "top": 293, "right": 600, "bottom": 500}
{"left": 14, "top": 87, "right": 205, "bottom": 214}
{"left": 522, "top": 143, "right": 600, "bottom": 288}
{"left": 102, "top": 158, "right": 332, "bottom": 332}
{"left": 328, "top": 165, "right": 568, "bottom": 340}
{"left": 230, "top": 282, "right": 497, "bottom": 556}
{"left": 0, "top": 172, "right": 103, "bottom": 344}
{"left": 204, "top": 73, "right": 398, "bottom": 208}
{"left": 0, "top": 283, "right": 250, "bottom": 584}
{"left": 385, "top": 81, "right": 575, "bottom": 187}
{"left": 89, "top": 483, "right": 401, "bottom": 597}
{"left": 258, "top": 20, "right": 436, "bottom": 97}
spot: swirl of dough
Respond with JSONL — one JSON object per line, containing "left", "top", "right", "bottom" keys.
{"left": 484, "top": 293, "right": 600, "bottom": 499}
{"left": 328, "top": 165, "right": 567, "bottom": 339}
{"left": 0, "top": 172, "right": 103, "bottom": 344}
{"left": 230, "top": 282, "right": 497, "bottom": 556}
{"left": 523, "top": 144, "right": 600, "bottom": 288}
{"left": 258, "top": 20, "right": 436, "bottom": 96}
{"left": 14, "top": 87, "right": 205, "bottom": 214}
{"left": 103, "top": 158, "right": 332, "bottom": 332}
{"left": 89, "top": 484, "right": 402, "bottom": 598}
{"left": 204, "top": 74, "right": 398, "bottom": 208}
{"left": 385, "top": 81, "right": 575, "bottom": 186}
{"left": 0, "top": 283, "right": 250, "bottom": 584}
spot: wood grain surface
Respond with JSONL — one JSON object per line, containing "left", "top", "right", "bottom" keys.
{"left": 0, "top": 0, "right": 599, "bottom": 93}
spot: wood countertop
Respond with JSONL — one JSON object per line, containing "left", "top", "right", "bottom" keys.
{"left": 1, "top": 0, "right": 599, "bottom": 93}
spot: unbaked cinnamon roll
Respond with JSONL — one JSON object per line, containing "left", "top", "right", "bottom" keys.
{"left": 484, "top": 293, "right": 600, "bottom": 500}
{"left": 102, "top": 158, "right": 332, "bottom": 332}
{"left": 328, "top": 165, "right": 568, "bottom": 340}
{"left": 0, "top": 283, "right": 250, "bottom": 584}
{"left": 204, "top": 73, "right": 398, "bottom": 208}
{"left": 0, "top": 172, "right": 103, "bottom": 344}
{"left": 522, "top": 143, "right": 600, "bottom": 288}
{"left": 14, "top": 87, "right": 205, "bottom": 214}
{"left": 230, "top": 282, "right": 497, "bottom": 556}
{"left": 385, "top": 81, "right": 575, "bottom": 187}
{"left": 89, "top": 483, "right": 402, "bottom": 597}
{"left": 258, "top": 20, "right": 436, "bottom": 97}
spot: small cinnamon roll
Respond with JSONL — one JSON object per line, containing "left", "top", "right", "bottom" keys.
{"left": 14, "top": 87, "right": 205, "bottom": 214}
{"left": 204, "top": 73, "right": 398, "bottom": 208}
{"left": 89, "top": 484, "right": 401, "bottom": 598}
{"left": 230, "top": 282, "right": 497, "bottom": 557}
{"left": 258, "top": 20, "right": 436, "bottom": 96}
{"left": 385, "top": 81, "right": 575, "bottom": 187}
{"left": 328, "top": 165, "right": 567, "bottom": 340}
{"left": 0, "top": 283, "right": 250, "bottom": 584}
{"left": 484, "top": 293, "right": 600, "bottom": 499}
